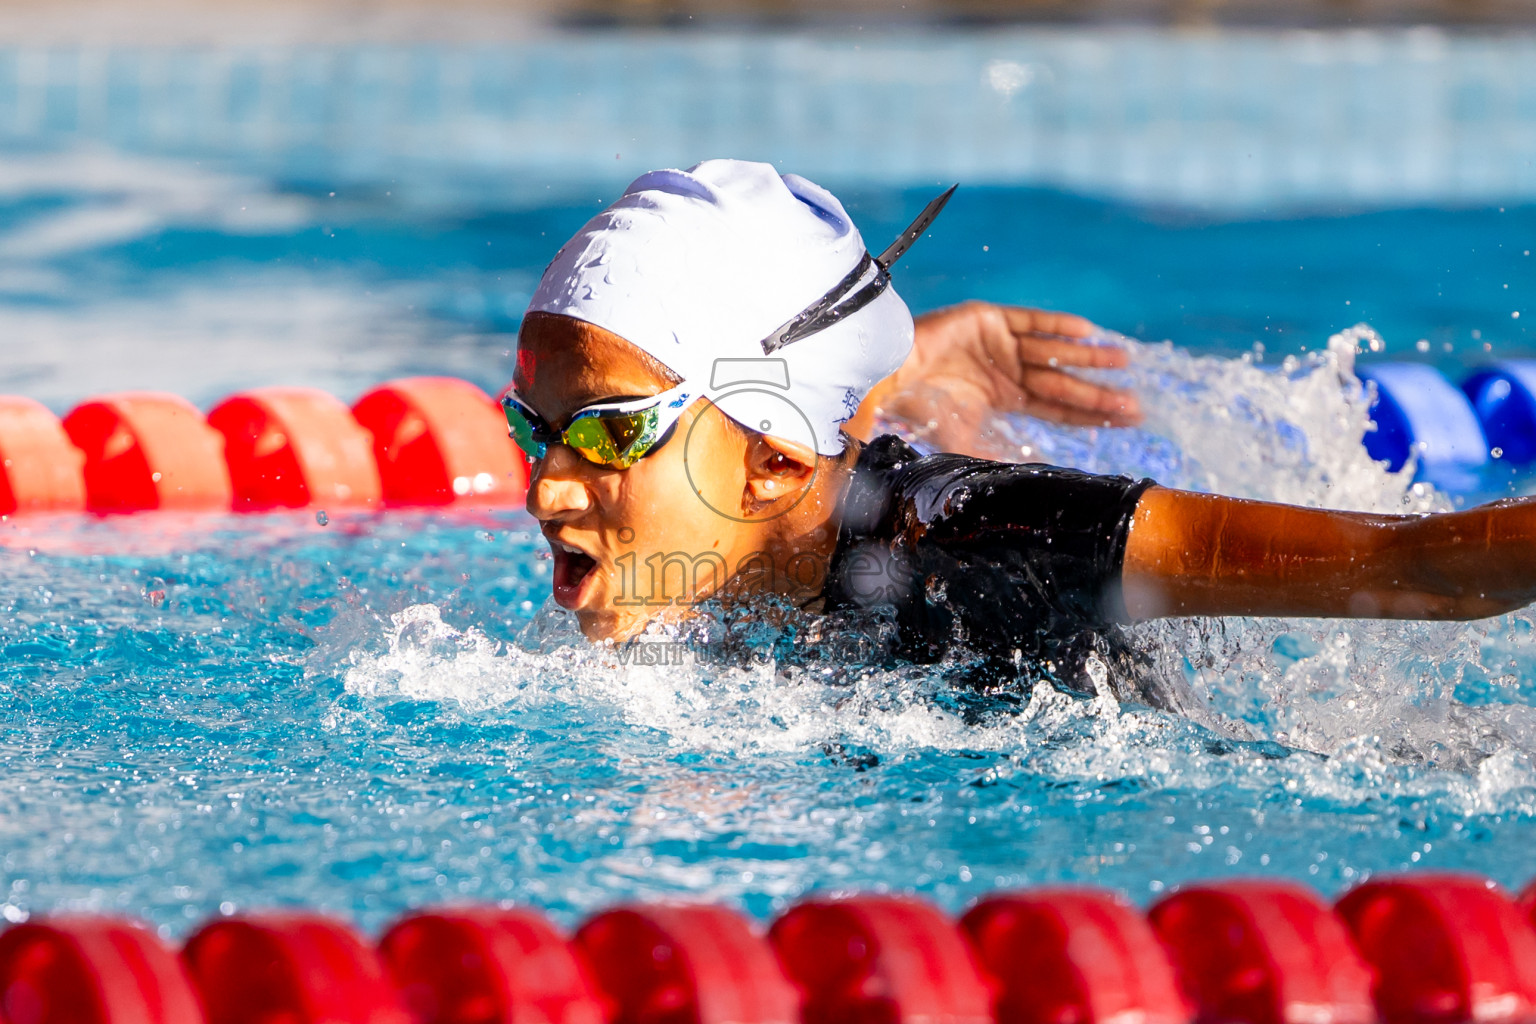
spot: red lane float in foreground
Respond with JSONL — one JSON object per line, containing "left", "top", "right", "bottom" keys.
{"left": 0, "top": 397, "right": 85, "bottom": 515}
{"left": 352, "top": 377, "right": 527, "bottom": 508}
{"left": 770, "top": 895, "right": 992, "bottom": 1024}
{"left": 1150, "top": 881, "right": 1375, "bottom": 1024}
{"left": 0, "top": 916, "right": 204, "bottom": 1024}
{"left": 182, "top": 915, "right": 410, "bottom": 1024}
{"left": 1520, "top": 878, "right": 1536, "bottom": 932}
{"left": 62, "top": 393, "right": 233, "bottom": 513}
{"left": 11, "top": 874, "right": 1536, "bottom": 1024}
{"left": 962, "top": 888, "right": 1189, "bottom": 1024}
{"left": 380, "top": 909, "right": 604, "bottom": 1024}
{"left": 1337, "top": 873, "right": 1536, "bottom": 1024}
{"left": 208, "top": 387, "right": 382, "bottom": 511}
{"left": 575, "top": 905, "right": 799, "bottom": 1024}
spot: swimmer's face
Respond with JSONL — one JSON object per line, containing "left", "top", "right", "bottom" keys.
{"left": 515, "top": 313, "right": 823, "bottom": 641}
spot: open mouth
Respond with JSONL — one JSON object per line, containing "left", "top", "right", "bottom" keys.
{"left": 549, "top": 538, "right": 599, "bottom": 609}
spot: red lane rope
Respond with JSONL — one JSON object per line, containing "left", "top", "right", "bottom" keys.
{"left": 3, "top": 874, "right": 1536, "bottom": 1024}
{"left": 0, "top": 378, "right": 530, "bottom": 517}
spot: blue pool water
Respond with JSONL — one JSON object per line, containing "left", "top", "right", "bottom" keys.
{"left": 2, "top": 27, "right": 1536, "bottom": 934}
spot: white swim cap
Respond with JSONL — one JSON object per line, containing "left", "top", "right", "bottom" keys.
{"left": 527, "top": 159, "right": 929, "bottom": 456}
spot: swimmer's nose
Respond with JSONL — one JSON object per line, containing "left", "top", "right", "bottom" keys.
{"left": 526, "top": 446, "right": 594, "bottom": 522}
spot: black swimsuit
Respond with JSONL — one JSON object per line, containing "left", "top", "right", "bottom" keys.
{"left": 821, "top": 434, "right": 1156, "bottom": 692}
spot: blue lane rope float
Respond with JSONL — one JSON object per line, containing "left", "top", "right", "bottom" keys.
{"left": 1357, "top": 363, "right": 1490, "bottom": 493}
{"left": 1359, "top": 360, "right": 1536, "bottom": 492}
{"left": 1463, "top": 361, "right": 1536, "bottom": 467}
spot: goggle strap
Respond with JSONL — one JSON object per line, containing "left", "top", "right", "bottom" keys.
{"left": 761, "top": 253, "right": 875, "bottom": 355}
{"left": 573, "top": 382, "right": 695, "bottom": 418}
{"left": 767, "top": 264, "right": 891, "bottom": 354}
{"left": 874, "top": 183, "right": 958, "bottom": 269}
{"left": 759, "top": 183, "right": 957, "bottom": 356}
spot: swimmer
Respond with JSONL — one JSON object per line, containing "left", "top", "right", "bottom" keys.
{"left": 509, "top": 159, "right": 1536, "bottom": 686}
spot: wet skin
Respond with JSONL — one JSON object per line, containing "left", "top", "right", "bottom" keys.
{"left": 847, "top": 301, "right": 1142, "bottom": 458}
{"left": 1122, "top": 487, "right": 1536, "bottom": 621}
{"left": 515, "top": 312, "right": 846, "bottom": 642}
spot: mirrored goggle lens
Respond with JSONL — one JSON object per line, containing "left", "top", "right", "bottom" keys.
{"left": 502, "top": 400, "right": 547, "bottom": 460}
{"left": 564, "top": 414, "right": 629, "bottom": 467}
{"left": 568, "top": 407, "right": 663, "bottom": 469}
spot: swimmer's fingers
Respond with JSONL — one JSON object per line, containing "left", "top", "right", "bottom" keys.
{"left": 1017, "top": 369, "right": 1143, "bottom": 427}
{"left": 999, "top": 305, "right": 1099, "bottom": 343}
{"left": 1010, "top": 332, "right": 1130, "bottom": 371}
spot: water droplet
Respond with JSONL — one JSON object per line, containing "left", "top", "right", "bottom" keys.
{"left": 315, "top": 510, "right": 329, "bottom": 526}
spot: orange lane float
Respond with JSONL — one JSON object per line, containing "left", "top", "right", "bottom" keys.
{"left": 0, "top": 397, "right": 85, "bottom": 515}
{"left": 62, "top": 393, "right": 232, "bottom": 513}
{"left": 208, "top": 387, "right": 382, "bottom": 511}
{"left": 352, "top": 377, "right": 528, "bottom": 508}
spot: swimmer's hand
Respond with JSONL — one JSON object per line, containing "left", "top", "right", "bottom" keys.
{"left": 847, "top": 301, "right": 1143, "bottom": 456}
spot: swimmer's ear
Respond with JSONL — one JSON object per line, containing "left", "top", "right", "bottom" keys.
{"left": 743, "top": 434, "right": 817, "bottom": 509}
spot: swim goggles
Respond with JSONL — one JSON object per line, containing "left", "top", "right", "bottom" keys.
{"left": 502, "top": 381, "right": 698, "bottom": 469}
{"left": 505, "top": 183, "right": 957, "bottom": 469}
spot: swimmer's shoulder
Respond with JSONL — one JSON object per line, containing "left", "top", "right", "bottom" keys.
{"left": 824, "top": 434, "right": 1159, "bottom": 685}
{"left": 839, "top": 432, "right": 1155, "bottom": 544}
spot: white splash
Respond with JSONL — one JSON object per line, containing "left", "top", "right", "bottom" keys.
{"left": 978, "top": 323, "right": 1446, "bottom": 513}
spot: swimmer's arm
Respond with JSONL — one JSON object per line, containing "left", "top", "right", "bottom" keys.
{"left": 844, "top": 302, "right": 1142, "bottom": 449}
{"left": 1120, "top": 486, "right": 1536, "bottom": 621}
